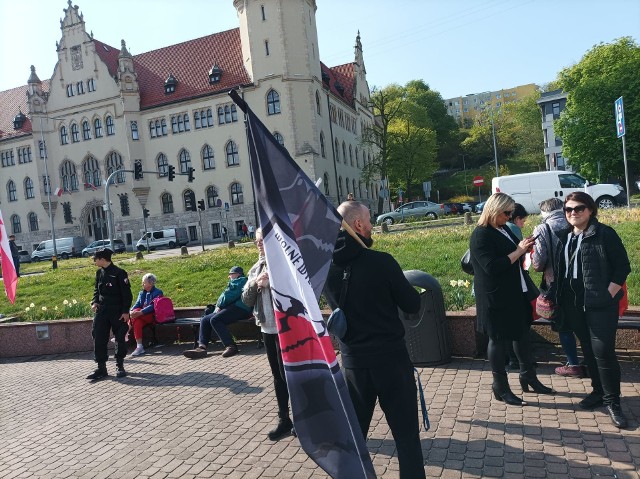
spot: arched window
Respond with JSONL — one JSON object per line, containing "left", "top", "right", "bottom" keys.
{"left": 183, "top": 113, "right": 190, "bottom": 131}
{"left": 183, "top": 189, "right": 195, "bottom": 211}
{"left": 60, "top": 160, "right": 79, "bottom": 191}
{"left": 355, "top": 147, "right": 359, "bottom": 168}
{"left": 11, "top": 214, "right": 21, "bottom": 234}
{"left": 273, "top": 132, "right": 284, "bottom": 146}
{"left": 349, "top": 145, "right": 353, "bottom": 166}
{"left": 7, "top": 180, "right": 17, "bottom": 202}
{"left": 28, "top": 212, "right": 39, "bottom": 231}
{"left": 226, "top": 141, "right": 239, "bottom": 166}
{"left": 206, "top": 185, "right": 219, "bottom": 208}
{"left": 157, "top": 153, "right": 168, "bottom": 177}
{"left": 316, "top": 90, "right": 321, "bottom": 115}
{"left": 352, "top": 179, "right": 357, "bottom": 197}
{"left": 161, "top": 193, "right": 174, "bottom": 214}
{"left": 94, "top": 118, "right": 103, "bottom": 138}
{"left": 60, "top": 125, "right": 69, "bottom": 145}
{"left": 106, "top": 152, "right": 125, "bottom": 183}
{"left": 161, "top": 119, "right": 167, "bottom": 136}
{"left": 194, "top": 111, "right": 201, "bottom": 129}
{"left": 83, "top": 156, "right": 101, "bottom": 188}
{"left": 82, "top": 120, "right": 91, "bottom": 140}
{"left": 338, "top": 176, "right": 344, "bottom": 197}
{"left": 150, "top": 120, "right": 157, "bottom": 138}
{"left": 334, "top": 138, "right": 340, "bottom": 161}
{"left": 342, "top": 142, "right": 347, "bottom": 164}
{"left": 267, "top": 89, "right": 281, "bottom": 115}
{"left": 345, "top": 178, "right": 350, "bottom": 196}
{"left": 202, "top": 145, "right": 215, "bottom": 170}
{"left": 206, "top": 108, "right": 214, "bottom": 127}
{"left": 106, "top": 115, "right": 115, "bottom": 136}
{"left": 178, "top": 149, "right": 191, "bottom": 173}
{"left": 225, "top": 105, "right": 232, "bottom": 123}
{"left": 320, "top": 132, "right": 326, "bottom": 158}
{"left": 218, "top": 107, "right": 225, "bottom": 124}
{"left": 71, "top": 123, "right": 80, "bottom": 142}
{"left": 323, "top": 173, "right": 330, "bottom": 196}
{"left": 24, "top": 177, "right": 34, "bottom": 199}
{"left": 230, "top": 182, "right": 243, "bottom": 205}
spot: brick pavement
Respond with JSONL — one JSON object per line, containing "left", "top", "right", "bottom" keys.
{"left": 1, "top": 343, "right": 639, "bottom": 478}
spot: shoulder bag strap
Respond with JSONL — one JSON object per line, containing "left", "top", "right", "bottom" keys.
{"left": 338, "top": 265, "right": 352, "bottom": 309}
{"left": 541, "top": 223, "right": 554, "bottom": 291}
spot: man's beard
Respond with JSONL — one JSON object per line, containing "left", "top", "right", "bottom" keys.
{"left": 358, "top": 233, "right": 374, "bottom": 248}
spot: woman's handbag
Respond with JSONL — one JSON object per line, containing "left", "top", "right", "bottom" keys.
{"left": 461, "top": 249, "right": 474, "bottom": 275}
{"left": 327, "top": 265, "right": 351, "bottom": 340}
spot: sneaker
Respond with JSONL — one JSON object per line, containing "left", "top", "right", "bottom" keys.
{"left": 86, "top": 368, "right": 108, "bottom": 381}
{"left": 183, "top": 346, "right": 207, "bottom": 359}
{"left": 268, "top": 418, "right": 293, "bottom": 441}
{"left": 116, "top": 366, "right": 127, "bottom": 378}
{"left": 221, "top": 344, "right": 239, "bottom": 358}
{"left": 130, "top": 346, "right": 145, "bottom": 357}
{"left": 555, "top": 363, "right": 585, "bottom": 378}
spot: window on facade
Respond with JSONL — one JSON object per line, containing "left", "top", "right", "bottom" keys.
{"left": 83, "top": 156, "right": 101, "bottom": 188}
{"left": 7, "top": 180, "right": 17, "bottom": 202}
{"left": 106, "top": 116, "right": 115, "bottom": 136}
{"left": 106, "top": 152, "right": 125, "bottom": 183}
{"left": 179, "top": 149, "right": 191, "bottom": 173}
{"left": 349, "top": 145, "right": 353, "bottom": 166}
{"left": 183, "top": 189, "right": 195, "bottom": 212}
{"left": 66, "top": 84, "right": 74, "bottom": 97}
{"left": 60, "top": 126, "right": 69, "bottom": 145}
{"left": 43, "top": 175, "right": 51, "bottom": 194}
{"left": 161, "top": 119, "right": 167, "bottom": 135}
{"left": 261, "top": 4, "right": 266, "bottom": 20}
{"left": 206, "top": 108, "right": 214, "bottom": 127}
{"left": 338, "top": 176, "right": 343, "bottom": 196}
{"left": 226, "top": 141, "right": 239, "bottom": 166}
{"left": 130, "top": 121, "right": 139, "bottom": 140}
{"left": 352, "top": 179, "right": 357, "bottom": 197}
{"left": 60, "top": 161, "right": 79, "bottom": 191}
{"left": 265, "top": 40, "right": 270, "bottom": 56}
{"left": 87, "top": 78, "right": 96, "bottom": 92}
{"left": 316, "top": 90, "right": 321, "bottom": 115}
{"left": 24, "top": 177, "right": 34, "bottom": 199}
{"left": 267, "top": 89, "right": 280, "bottom": 115}
{"left": 171, "top": 116, "right": 179, "bottom": 134}
{"left": 202, "top": 145, "right": 215, "bottom": 170}
{"left": 157, "top": 153, "right": 169, "bottom": 177}
{"left": 320, "top": 132, "right": 325, "bottom": 158}
{"left": 39, "top": 141, "right": 46, "bottom": 159}
{"left": 230, "top": 182, "right": 243, "bottom": 204}
{"left": 334, "top": 138, "right": 339, "bottom": 161}
{"left": 211, "top": 223, "right": 221, "bottom": 239}
{"left": 71, "top": 123, "right": 79, "bottom": 142}
{"left": 82, "top": 121, "right": 91, "bottom": 140}
{"left": 28, "top": 212, "right": 38, "bottom": 231}
{"left": 218, "top": 107, "right": 225, "bottom": 124}
{"left": 342, "top": 142, "right": 347, "bottom": 163}
{"left": 188, "top": 225, "right": 198, "bottom": 241}
{"left": 355, "top": 147, "right": 359, "bottom": 167}
{"left": 161, "top": 193, "right": 174, "bottom": 214}
{"left": 323, "top": 173, "right": 330, "bottom": 196}
{"left": 552, "top": 102, "right": 560, "bottom": 118}
{"left": 94, "top": 119, "right": 103, "bottom": 138}
{"left": 194, "top": 111, "right": 201, "bottom": 129}
{"left": 273, "top": 132, "right": 284, "bottom": 147}
{"left": 1, "top": 149, "right": 14, "bottom": 167}
{"left": 149, "top": 121, "right": 157, "bottom": 138}
{"left": 17, "top": 147, "right": 31, "bottom": 164}
{"left": 207, "top": 185, "right": 219, "bottom": 207}
{"left": 183, "top": 114, "right": 190, "bottom": 131}
{"left": 11, "top": 214, "right": 21, "bottom": 234}
{"left": 77, "top": 81, "right": 85, "bottom": 95}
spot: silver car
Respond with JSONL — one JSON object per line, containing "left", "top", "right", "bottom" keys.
{"left": 376, "top": 201, "right": 444, "bottom": 225}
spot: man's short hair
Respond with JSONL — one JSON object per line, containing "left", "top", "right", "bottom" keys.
{"left": 9, "top": 234, "right": 15, "bottom": 239}
{"left": 93, "top": 249, "right": 113, "bottom": 262}
{"left": 338, "top": 200, "right": 367, "bottom": 227}
{"left": 539, "top": 197, "right": 563, "bottom": 213}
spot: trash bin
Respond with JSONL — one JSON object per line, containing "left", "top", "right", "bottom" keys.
{"left": 399, "top": 270, "right": 451, "bottom": 366}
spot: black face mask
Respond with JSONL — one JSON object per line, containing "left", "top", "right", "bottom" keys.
{"left": 357, "top": 233, "right": 374, "bottom": 248}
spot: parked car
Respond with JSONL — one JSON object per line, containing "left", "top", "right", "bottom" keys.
{"left": 32, "top": 236, "right": 87, "bottom": 261}
{"left": 136, "top": 228, "right": 189, "bottom": 251}
{"left": 461, "top": 202, "right": 479, "bottom": 213}
{"left": 18, "top": 250, "right": 32, "bottom": 263}
{"left": 82, "top": 239, "right": 126, "bottom": 257}
{"left": 443, "top": 202, "right": 465, "bottom": 215}
{"left": 375, "top": 201, "right": 444, "bottom": 225}
{"left": 474, "top": 201, "right": 486, "bottom": 213}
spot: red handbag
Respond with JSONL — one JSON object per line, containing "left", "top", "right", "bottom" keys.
{"left": 618, "top": 282, "right": 628, "bottom": 318}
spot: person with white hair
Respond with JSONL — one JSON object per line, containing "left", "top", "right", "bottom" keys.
{"left": 129, "top": 273, "right": 163, "bottom": 357}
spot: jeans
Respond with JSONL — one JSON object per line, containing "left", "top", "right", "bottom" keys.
{"left": 559, "top": 331, "right": 580, "bottom": 366}
{"left": 199, "top": 304, "right": 251, "bottom": 347}
{"left": 263, "top": 333, "right": 290, "bottom": 419}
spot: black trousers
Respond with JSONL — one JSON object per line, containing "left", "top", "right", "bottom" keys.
{"left": 343, "top": 354, "right": 425, "bottom": 479}
{"left": 92, "top": 306, "right": 128, "bottom": 365}
{"left": 488, "top": 295, "right": 534, "bottom": 375}
{"left": 562, "top": 288, "right": 621, "bottom": 405}
{"left": 262, "top": 332, "right": 290, "bottom": 419}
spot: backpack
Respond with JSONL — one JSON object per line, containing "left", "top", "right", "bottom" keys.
{"left": 153, "top": 296, "right": 176, "bottom": 324}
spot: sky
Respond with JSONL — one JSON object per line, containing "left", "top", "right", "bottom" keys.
{"left": 1, "top": 0, "right": 639, "bottom": 99}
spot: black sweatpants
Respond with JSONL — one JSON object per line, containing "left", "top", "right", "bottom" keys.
{"left": 263, "top": 332, "right": 290, "bottom": 419}
{"left": 92, "top": 306, "right": 128, "bottom": 365}
{"left": 343, "top": 354, "right": 425, "bottom": 479}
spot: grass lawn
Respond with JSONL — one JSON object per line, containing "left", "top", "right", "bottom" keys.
{"left": 5, "top": 208, "right": 639, "bottom": 321}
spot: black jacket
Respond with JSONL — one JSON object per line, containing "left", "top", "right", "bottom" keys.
{"left": 324, "top": 230, "right": 420, "bottom": 368}
{"left": 556, "top": 218, "right": 630, "bottom": 310}
{"left": 92, "top": 263, "right": 133, "bottom": 314}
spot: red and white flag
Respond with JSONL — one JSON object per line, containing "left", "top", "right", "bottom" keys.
{"left": 0, "top": 209, "right": 18, "bottom": 304}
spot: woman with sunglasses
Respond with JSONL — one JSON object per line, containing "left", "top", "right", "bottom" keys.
{"left": 470, "top": 193, "right": 554, "bottom": 406}
{"left": 554, "top": 191, "right": 631, "bottom": 428}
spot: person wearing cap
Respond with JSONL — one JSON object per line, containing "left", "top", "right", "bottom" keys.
{"left": 183, "top": 266, "right": 252, "bottom": 358}
{"left": 87, "top": 249, "right": 133, "bottom": 381}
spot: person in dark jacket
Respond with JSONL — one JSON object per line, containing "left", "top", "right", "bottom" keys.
{"left": 470, "top": 193, "right": 554, "bottom": 406}
{"left": 554, "top": 192, "right": 631, "bottom": 428}
{"left": 88, "top": 249, "right": 133, "bottom": 381}
{"left": 9, "top": 234, "right": 20, "bottom": 277}
{"left": 324, "top": 201, "right": 425, "bottom": 479}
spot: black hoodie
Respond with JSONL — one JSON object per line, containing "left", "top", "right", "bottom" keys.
{"left": 324, "top": 230, "right": 420, "bottom": 368}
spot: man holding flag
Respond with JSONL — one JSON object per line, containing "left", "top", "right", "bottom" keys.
{"left": 0, "top": 210, "right": 19, "bottom": 304}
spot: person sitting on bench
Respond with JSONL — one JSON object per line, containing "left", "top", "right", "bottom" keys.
{"left": 129, "top": 273, "right": 163, "bottom": 357}
{"left": 183, "top": 266, "right": 252, "bottom": 359}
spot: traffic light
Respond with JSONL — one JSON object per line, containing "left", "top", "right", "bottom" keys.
{"left": 187, "top": 167, "right": 195, "bottom": 182}
{"left": 168, "top": 165, "right": 175, "bottom": 181}
{"left": 197, "top": 199, "right": 205, "bottom": 211}
{"left": 185, "top": 191, "right": 196, "bottom": 211}
{"left": 143, "top": 208, "right": 150, "bottom": 218}
{"left": 134, "top": 160, "right": 143, "bottom": 180}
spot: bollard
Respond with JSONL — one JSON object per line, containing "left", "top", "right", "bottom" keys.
{"left": 464, "top": 212, "right": 473, "bottom": 225}
{"left": 381, "top": 222, "right": 389, "bottom": 233}
{"left": 135, "top": 251, "right": 144, "bottom": 260}
{"left": 228, "top": 241, "right": 235, "bottom": 248}
{"left": 180, "top": 246, "right": 188, "bottom": 256}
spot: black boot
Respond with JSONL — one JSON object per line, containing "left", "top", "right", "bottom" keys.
{"left": 519, "top": 370, "right": 555, "bottom": 394}
{"left": 268, "top": 417, "right": 293, "bottom": 441}
{"left": 87, "top": 363, "right": 108, "bottom": 381}
{"left": 606, "top": 403, "right": 628, "bottom": 428}
{"left": 116, "top": 360, "right": 127, "bottom": 378}
{"left": 492, "top": 372, "right": 525, "bottom": 406}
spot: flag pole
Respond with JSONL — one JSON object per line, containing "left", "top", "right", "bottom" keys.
{"left": 341, "top": 220, "right": 368, "bottom": 248}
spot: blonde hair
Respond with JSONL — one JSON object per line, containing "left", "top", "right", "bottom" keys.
{"left": 478, "top": 193, "right": 515, "bottom": 227}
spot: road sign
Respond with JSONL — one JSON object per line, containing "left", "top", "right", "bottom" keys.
{"left": 615, "top": 97, "right": 625, "bottom": 138}
{"left": 473, "top": 176, "right": 484, "bottom": 187}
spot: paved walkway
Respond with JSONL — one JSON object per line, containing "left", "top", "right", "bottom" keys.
{"left": 1, "top": 343, "right": 639, "bottom": 478}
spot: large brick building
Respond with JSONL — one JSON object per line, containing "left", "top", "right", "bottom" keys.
{"left": 0, "top": 0, "right": 378, "bottom": 253}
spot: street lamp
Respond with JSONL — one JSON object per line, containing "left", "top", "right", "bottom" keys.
{"left": 38, "top": 115, "right": 65, "bottom": 269}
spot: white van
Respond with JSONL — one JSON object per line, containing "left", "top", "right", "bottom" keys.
{"left": 31, "top": 236, "right": 87, "bottom": 261}
{"left": 492, "top": 171, "right": 626, "bottom": 214}
{"left": 136, "top": 228, "right": 189, "bottom": 251}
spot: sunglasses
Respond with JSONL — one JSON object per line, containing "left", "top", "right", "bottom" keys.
{"left": 503, "top": 210, "right": 513, "bottom": 216}
{"left": 564, "top": 205, "right": 587, "bottom": 214}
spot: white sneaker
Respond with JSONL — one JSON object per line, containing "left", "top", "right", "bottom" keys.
{"left": 131, "top": 347, "right": 145, "bottom": 357}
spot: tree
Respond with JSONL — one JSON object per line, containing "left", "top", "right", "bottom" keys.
{"left": 555, "top": 37, "right": 640, "bottom": 181}
{"left": 504, "top": 93, "right": 545, "bottom": 170}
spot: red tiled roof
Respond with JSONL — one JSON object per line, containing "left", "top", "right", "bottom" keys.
{"left": 0, "top": 82, "right": 48, "bottom": 142}
{"left": 95, "top": 28, "right": 251, "bottom": 110}
{"left": 321, "top": 62, "right": 355, "bottom": 108}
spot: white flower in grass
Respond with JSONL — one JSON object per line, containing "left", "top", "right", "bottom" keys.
{"left": 457, "top": 280, "right": 465, "bottom": 287}
{"left": 63, "top": 299, "right": 69, "bottom": 305}
{"left": 25, "top": 307, "right": 30, "bottom": 312}
{"left": 42, "top": 306, "right": 47, "bottom": 311}
{"left": 30, "top": 303, "right": 35, "bottom": 308}
{"left": 54, "top": 306, "right": 59, "bottom": 311}
{"left": 72, "top": 299, "right": 78, "bottom": 305}
{"left": 449, "top": 280, "right": 457, "bottom": 287}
